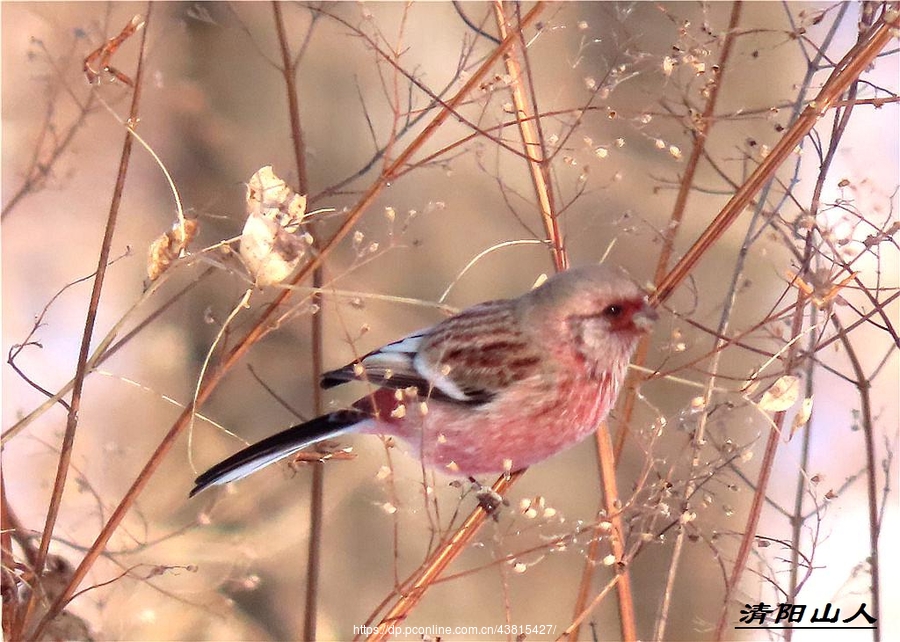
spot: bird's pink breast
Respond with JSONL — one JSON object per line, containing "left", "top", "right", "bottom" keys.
{"left": 360, "top": 372, "right": 619, "bottom": 475}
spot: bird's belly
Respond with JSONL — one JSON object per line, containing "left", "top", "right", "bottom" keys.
{"left": 376, "top": 374, "right": 617, "bottom": 475}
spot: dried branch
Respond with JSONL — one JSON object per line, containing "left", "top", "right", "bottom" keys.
{"left": 23, "top": 7, "right": 152, "bottom": 639}
{"left": 271, "top": 4, "right": 325, "bottom": 638}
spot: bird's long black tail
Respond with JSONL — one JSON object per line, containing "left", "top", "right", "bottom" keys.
{"left": 189, "top": 409, "right": 365, "bottom": 497}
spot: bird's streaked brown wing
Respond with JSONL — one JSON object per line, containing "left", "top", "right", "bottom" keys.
{"left": 320, "top": 300, "right": 541, "bottom": 405}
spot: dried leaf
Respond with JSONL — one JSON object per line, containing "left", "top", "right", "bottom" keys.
{"left": 240, "top": 166, "right": 310, "bottom": 287}
{"left": 147, "top": 218, "right": 199, "bottom": 281}
{"left": 245, "top": 165, "right": 307, "bottom": 227}
{"left": 758, "top": 375, "right": 800, "bottom": 412}
{"left": 790, "top": 396, "right": 814, "bottom": 440}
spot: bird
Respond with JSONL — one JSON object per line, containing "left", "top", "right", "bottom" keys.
{"left": 190, "top": 264, "right": 657, "bottom": 497}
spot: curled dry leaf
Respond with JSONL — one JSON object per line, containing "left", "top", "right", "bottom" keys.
{"left": 758, "top": 374, "right": 800, "bottom": 413}
{"left": 240, "top": 166, "right": 310, "bottom": 287}
{"left": 147, "top": 217, "right": 199, "bottom": 281}
{"left": 789, "top": 396, "right": 814, "bottom": 440}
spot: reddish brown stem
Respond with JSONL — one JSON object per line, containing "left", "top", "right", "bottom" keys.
{"left": 712, "top": 295, "right": 806, "bottom": 640}
{"left": 832, "top": 316, "right": 882, "bottom": 639}
{"left": 1, "top": 469, "right": 20, "bottom": 637}
{"left": 23, "top": 7, "right": 151, "bottom": 639}
{"left": 614, "top": 1, "right": 744, "bottom": 460}
{"left": 707, "top": 10, "right": 899, "bottom": 638}
{"left": 271, "top": 4, "right": 325, "bottom": 639}
{"left": 360, "top": 6, "right": 550, "bottom": 639}
{"left": 652, "top": 8, "right": 899, "bottom": 307}
{"left": 365, "top": 473, "right": 523, "bottom": 641}
{"left": 493, "top": 1, "right": 566, "bottom": 272}
{"left": 575, "top": 5, "right": 744, "bottom": 639}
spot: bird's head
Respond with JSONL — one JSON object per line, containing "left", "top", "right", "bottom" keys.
{"left": 518, "top": 264, "right": 657, "bottom": 371}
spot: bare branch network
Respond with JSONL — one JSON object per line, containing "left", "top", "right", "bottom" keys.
{"left": 1, "top": 3, "right": 897, "bottom": 641}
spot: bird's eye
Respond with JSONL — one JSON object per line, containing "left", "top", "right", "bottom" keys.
{"left": 603, "top": 304, "right": 623, "bottom": 318}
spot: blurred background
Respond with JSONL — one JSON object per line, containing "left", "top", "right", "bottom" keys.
{"left": 2, "top": 2, "right": 897, "bottom": 640}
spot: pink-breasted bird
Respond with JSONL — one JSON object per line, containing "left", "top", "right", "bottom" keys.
{"left": 190, "top": 264, "right": 656, "bottom": 497}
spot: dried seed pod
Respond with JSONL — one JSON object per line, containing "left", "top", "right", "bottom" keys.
{"left": 239, "top": 166, "right": 309, "bottom": 287}
{"left": 147, "top": 217, "right": 199, "bottom": 282}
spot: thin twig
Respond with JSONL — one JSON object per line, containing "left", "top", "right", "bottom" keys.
{"left": 615, "top": 1, "right": 744, "bottom": 459}
{"left": 707, "top": 8, "right": 899, "bottom": 639}
{"left": 492, "top": 1, "right": 566, "bottom": 271}
{"left": 365, "top": 473, "right": 523, "bottom": 641}
{"left": 652, "top": 7, "right": 899, "bottom": 308}
{"left": 1, "top": 87, "right": 98, "bottom": 221}
{"left": 2, "top": 266, "right": 215, "bottom": 446}
{"left": 784, "top": 5, "right": 867, "bottom": 629}
{"left": 647, "top": 6, "right": 745, "bottom": 640}
{"left": 271, "top": 3, "right": 326, "bottom": 639}
{"left": 829, "top": 317, "right": 882, "bottom": 639}
{"left": 23, "top": 8, "right": 152, "bottom": 639}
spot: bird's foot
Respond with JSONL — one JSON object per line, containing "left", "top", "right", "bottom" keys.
{"left": 469, "top": 476, "right": 508, "bottom": 518}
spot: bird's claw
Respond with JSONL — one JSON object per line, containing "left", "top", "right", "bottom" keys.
{"left": 469, "top": 477, "right": 508, "bottom": 518}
